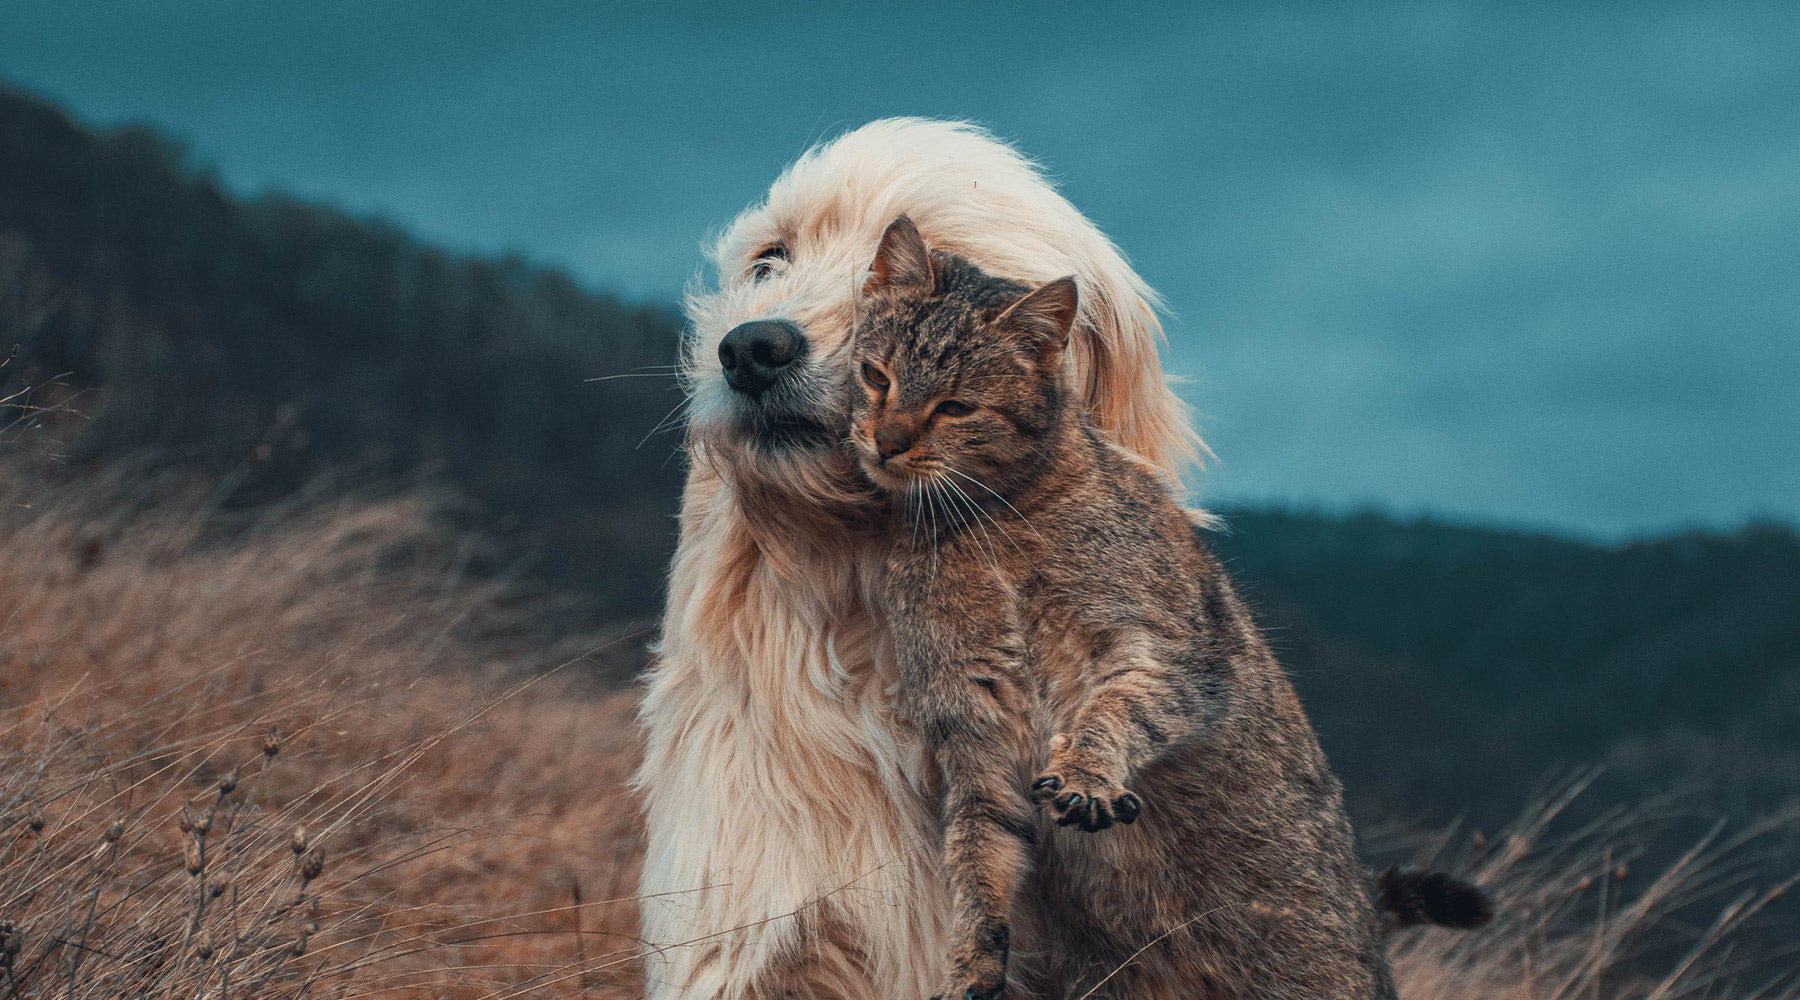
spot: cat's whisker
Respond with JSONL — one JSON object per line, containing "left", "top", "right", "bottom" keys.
{"left": 933, "top": 479, "right": 959, "bottom": 541}
{"left": 941, "top": 467, "right": 1018, "bottom": 543}
{"left": 931, "top": 485, "right": 943, "bottom": 568}
{"left": 909, "top": 480, "right": 929, "bottom": 552}
{"left": 943, "top": 464, "right": 1039, "bottom": 543}
{"left": 906, "top": 483, "right": 921, "bottom": 548}
{"left": 923, "top": 479, "right": 941, "bottom": 565}
{"left": 933, "top": 476, "right": 985, "bottom": 566}
{"left": 936, "top": 474, "right": 993, "bottom": 561}
{"left": 963, "top": 495, "right": 1005, "bottom": 577}
{"left": 939, "top": 475, "right": 1005, "bottom": 575}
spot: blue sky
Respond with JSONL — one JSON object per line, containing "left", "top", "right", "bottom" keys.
{"left": 4, "top": 1, "right": 1795, "bottom": 538}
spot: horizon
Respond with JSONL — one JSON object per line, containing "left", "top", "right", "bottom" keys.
{"left": 3, "top": 2, "right": 1795, "bottom": 541}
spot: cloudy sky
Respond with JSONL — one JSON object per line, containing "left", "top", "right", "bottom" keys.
{"left": 4, "top": 1, "right": 1795, "bottom": 538}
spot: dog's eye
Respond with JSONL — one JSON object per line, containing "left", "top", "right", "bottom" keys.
{"left": 750, "top": 243, "right": 789, "bottom": 281}
{"left": 861, "top": 363, "right": 890, "bottom": 390}
{"left": 934, "top": 400, "right": 975, "bottom": 418}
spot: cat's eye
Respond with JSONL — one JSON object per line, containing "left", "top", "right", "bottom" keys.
{"left": 861, "top": 363, "right": 890, "bottom": 390}
{"left": 934, "top": 400, "right": 975, "bottom": 418}
{"left": 750, "top": 243, "right": 789, "bottom": 281}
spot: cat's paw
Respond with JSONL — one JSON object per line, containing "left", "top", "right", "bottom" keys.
{"left": 931, "top": 925, "right": 1008, "bottom": 1000}
{"left": 1030, "top": 754, "right": 1141, "bottom": 832}
{"left": 928, "top": 980, "right": 1004, "bottom": 1000}
{"left": 929, "top": 958, "right": 1006, "bottom": 1000}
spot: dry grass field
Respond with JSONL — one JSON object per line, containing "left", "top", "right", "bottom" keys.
{"left": 2, "top": 460, "right": 1795, "bottom": 999}
{"left": 0, "top": 463, "right": 647, "bottom": 998}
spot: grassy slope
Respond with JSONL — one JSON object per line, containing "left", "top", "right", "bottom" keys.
{"left": 0, "top": 467, "right": 646, "bottom": 998}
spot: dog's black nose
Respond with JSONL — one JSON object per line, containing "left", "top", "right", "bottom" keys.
{"left": 718, "top": 320, "right": 805, "bottom": 398}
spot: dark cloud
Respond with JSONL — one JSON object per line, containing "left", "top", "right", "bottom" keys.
{"left": 3, "top": 1, "right": 1794, "bottom": 537}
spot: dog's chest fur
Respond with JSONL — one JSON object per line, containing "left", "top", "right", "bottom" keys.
{"left": 637, "top": 472, "right": 952, "bottom": 1000}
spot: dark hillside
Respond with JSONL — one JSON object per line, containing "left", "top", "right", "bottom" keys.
{"left": 0, "top": 82, "right": 687, "bottom": 617}
{"left": 1212, "top": 508, "right": 1800, "bottom": 825}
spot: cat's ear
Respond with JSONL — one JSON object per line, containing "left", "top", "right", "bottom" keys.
{"left": 997, "top": 276, "right": 1079, "bottom": 360}
{"left": 864, "top": 216, "right": 935, "bottom": 295}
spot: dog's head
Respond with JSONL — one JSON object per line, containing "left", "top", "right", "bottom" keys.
{"left": 681, "top": 118, "right": 1202, "bottom": 519}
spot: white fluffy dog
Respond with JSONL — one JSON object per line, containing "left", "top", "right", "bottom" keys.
{"left": 635, "top": 118, "right": 1202, "bottom": 1000}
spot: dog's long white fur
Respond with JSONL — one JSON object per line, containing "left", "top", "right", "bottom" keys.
{"left": 636, "top": 118, "right": 1201, "bottom": 1000}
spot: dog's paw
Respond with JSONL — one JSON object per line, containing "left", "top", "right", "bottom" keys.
{"left": 1031, "top": 748, "right": 1140, "bottom": 832}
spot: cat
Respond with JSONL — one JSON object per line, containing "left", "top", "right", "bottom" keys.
{"left": 849, "top": 216, "right": 1398, "bottom": 1000}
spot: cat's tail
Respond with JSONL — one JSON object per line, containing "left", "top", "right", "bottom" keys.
{"left": 1375, "top": 867, "right": 1495, "bottom": 930}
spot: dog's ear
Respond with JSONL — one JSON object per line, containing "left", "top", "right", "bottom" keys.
{"left": 997, "top": 276, "right": 1079, "bottom": 362}
{"left": 864, "top": 216, "right": 934, "bottom": 295}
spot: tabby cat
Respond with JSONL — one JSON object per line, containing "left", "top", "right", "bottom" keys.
{"left": 851, "top": 217, "right": 1397, "bottom": 1000}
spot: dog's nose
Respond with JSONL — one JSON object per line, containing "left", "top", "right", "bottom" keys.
{"left": 718, "top": 320, "right": 805, "bottom": 398}
{"left": 874, "top": 426, "right": 914, "bottom": 461}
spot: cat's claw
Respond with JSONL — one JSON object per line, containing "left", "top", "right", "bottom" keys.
{"left": 1031, "top": 771, "right": 1141, "bottom": 831}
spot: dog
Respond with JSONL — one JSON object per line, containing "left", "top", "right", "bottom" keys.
{"left": 635, "top": 118, "right": 1202, "bottom": 1000}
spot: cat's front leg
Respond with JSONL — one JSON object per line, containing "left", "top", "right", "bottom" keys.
{"left": 887, "top": 544, "right": 1038, "bottom": 999}
{"left": 915, "top": 688, "right": 1034, "bottom": 1000}
{"left": 892, "top": 623, "right": 1033, "bottom": 997}
{"left": 928, "top": 759, "right": 1027, "bottom": 1000}
{"left": 1031, "top": 638, "right": 1218, "bottom": 833}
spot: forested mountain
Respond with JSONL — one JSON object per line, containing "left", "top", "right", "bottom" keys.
{"left": 1212, "top": 509, "right": 1800, "bottom": 825}
{"left": 2, "top": 82, "right": 1794, "bottom": 828}
{"left": 0, "top": 82, "right": 687, "bottom": 617}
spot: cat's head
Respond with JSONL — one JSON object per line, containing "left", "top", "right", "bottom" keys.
{"left": 850, "top": 216, "right": 1080, "bottom": 501}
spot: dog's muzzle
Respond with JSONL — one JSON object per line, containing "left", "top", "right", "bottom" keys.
{"left": 718, "top": 320, "right": 806, "bottom": 400}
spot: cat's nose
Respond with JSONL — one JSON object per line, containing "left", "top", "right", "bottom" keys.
{"left": 718, "top": 320, "right": 805, "bottom": 398}
{"left": 874, "top": 427, "right": 914, "bottom": 461}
